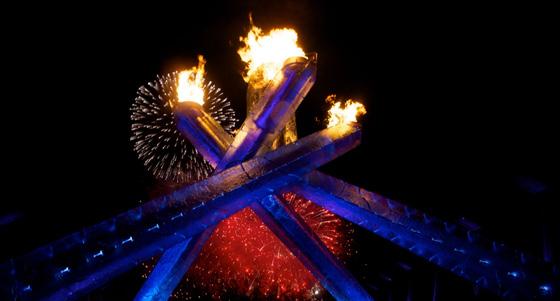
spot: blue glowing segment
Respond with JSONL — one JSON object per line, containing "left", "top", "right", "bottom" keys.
{"left": 121, "top": 236, "right": 134, "bottom": 245}
{"left": 431, "top": 237, "right": 443, "bottom": 244}
{"left": 93, "top": 250, "right": 104, "bottom": 258}
{"left": 539, "top": 284, "right": 552, "bottom": 295}
{"left": 507, "top": 271, "right": 520, "bottom": 278}
{"left": 147, "top": 224, "right": 160, "bottom": 232}
{"left": 453, "top": 248, "right": 466, "bottom": 254}
{"left": 56, "top": 267, "right": 71, "bottom": 279}
{"left": 171, "top": 212, "right": 184, "bottom": 221}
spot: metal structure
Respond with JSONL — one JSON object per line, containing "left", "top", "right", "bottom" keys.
{"left": 1, "top": 54, "right": 558, "bottom": 301}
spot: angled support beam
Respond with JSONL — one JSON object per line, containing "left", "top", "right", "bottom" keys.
{"left": 133, "top": 229, "right": 213, "bottom": 301}
{"left": 290, "top": 171, "right": 559, "bottom": 300}
{"left": 251, "top": 196, "right": 373, "bottom": 301}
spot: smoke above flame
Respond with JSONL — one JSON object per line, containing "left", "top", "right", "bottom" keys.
{"left": 238, "top": 25, "right": 305, "bottom": 86}
{"left": 177, "top": 55, "right": 206, "bottom": 105}
{"left": 326, "top": 95, "right": 367, "bottom": 127}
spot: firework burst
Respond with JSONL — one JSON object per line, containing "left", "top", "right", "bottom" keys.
{"left": 130, "top": 72, "right": 237, "bottom": 184}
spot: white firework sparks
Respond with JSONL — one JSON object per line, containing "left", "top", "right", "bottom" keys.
{"left": 131, "top": 72, "right": 237, "bottom": 184}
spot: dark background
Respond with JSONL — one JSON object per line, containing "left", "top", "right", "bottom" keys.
{"left": 1, "top": 2, "right": 557, "bottom": 300}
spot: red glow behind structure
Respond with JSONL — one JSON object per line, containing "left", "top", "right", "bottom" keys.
{"left": 167, "top": 192, "right": 351, "bottom": 300}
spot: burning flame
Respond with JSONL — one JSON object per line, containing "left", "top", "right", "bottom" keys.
{"left": 326, "top": 95, "right": 367, "bottom": 127}
{"left": 238, "top": 25, "right": 305, "bottom": 85}
{"left": 177, "top": 55, "right": 206, "bottom": 105}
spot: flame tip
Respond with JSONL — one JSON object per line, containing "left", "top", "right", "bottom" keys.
{"left": 177, "top": 55, "right": 206, "bottom": 105}
{"left": 238, "top": 24, "right": 306, "bottom": 86}
{"left": 326, "top": 96, "right": 367, "bottom": 128}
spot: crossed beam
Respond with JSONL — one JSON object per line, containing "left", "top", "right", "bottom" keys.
{"left": 1, "top": 55, "right": 557, "bottom": 301}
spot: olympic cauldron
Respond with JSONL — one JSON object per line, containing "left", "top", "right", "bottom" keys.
{"left": 0, "top": 53, "right": 557, "bottom": 301}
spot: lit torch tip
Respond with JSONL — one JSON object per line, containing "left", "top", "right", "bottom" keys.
{"left": 177, "top": 55, "right": 206, "bottom": 106}
{"left": 326, "top": 95, "right": 367, "bottom": 128}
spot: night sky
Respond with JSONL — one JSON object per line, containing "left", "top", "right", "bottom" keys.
{"left": 2, "top": 2, "right": 557, "bottom": 300}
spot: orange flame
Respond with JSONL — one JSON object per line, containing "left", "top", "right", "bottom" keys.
{"left": 177, "top": 55, "right": 206, "bottom": 105}
{"left": 238, "top": 25, "right": 305, "bottom": 86}
{"left": 326, "top": 95, "right": 367, "bottom": 127}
